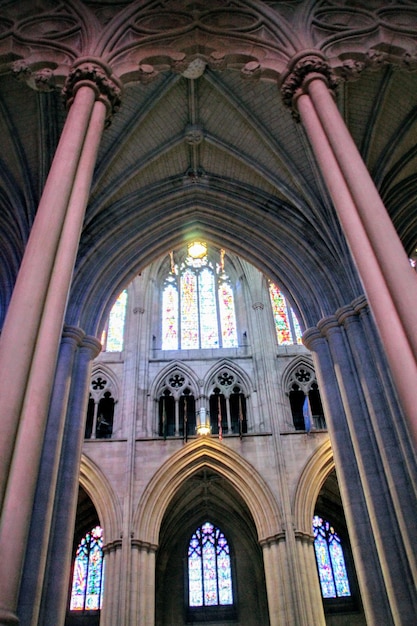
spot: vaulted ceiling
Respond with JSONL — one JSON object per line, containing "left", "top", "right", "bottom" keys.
{"left": 0, "top": 0, "right": 416, "bottom": 332}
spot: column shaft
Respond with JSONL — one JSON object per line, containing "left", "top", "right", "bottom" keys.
{"left": 296, "top": 91, "right": 417, "bottom": 448}
{"left": 39, "top": 336, "right": 101, "bottom": 626}
{"left": 304, "top": 328, "right": 394, "bottom": 625}
{"left": 0, "top": 85, "right": 96, "bottom": 507}
{"left": 0, "top": 96, "right": 106, "bottom": 623}
{"left": 17, "top": 327, "right": 85, "bottom": 626}
{"left": 307, "top": 77, "right": 417, "bottom": 355}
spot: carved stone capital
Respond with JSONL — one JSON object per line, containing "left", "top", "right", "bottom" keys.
{"left": 281, "top": 51, "right": 337, "bottom": 110}
{"left": 63, "top": 59, "right": 122, "bottom": 124}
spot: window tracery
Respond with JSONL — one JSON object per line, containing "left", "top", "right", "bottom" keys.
{"left": 286, "top": 364, "right": 326, "bottom": 431}
{"left": 157, "top": 369, "right": 196, "bottom": 439}
{"left": 208, "top": 369, "right": 247, "bottom": 437}
{"left": 313, "top": 516, "right": 351, "bottom": 599}
{"left": 269, "top": 282, "right": 302, "bottom": 345}
{"left": 70, "top": 526, "right": 104, "bottom": 612}
{"left": 188, "top": 522, "right": 234, "bottom": 609}
{"left": 162, "top": 247, "right": 238, "bottom": 350}
{"left": 85, "top": 373, "right": 117, "bottom": 439}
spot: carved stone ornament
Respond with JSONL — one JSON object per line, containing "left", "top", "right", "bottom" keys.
{"left": 281, "top": 53, "right": 337, "bottom": 110}
{"left": 63, "top": 61, "right": 122, "bottom": 122}
{"left": 11, "top": 61, "right": 56, "bottom": 92}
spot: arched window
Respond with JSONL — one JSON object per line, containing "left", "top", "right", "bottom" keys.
{"left": 188, "top": 522, "right": 234, "bottom": 609}
{"left": 208, "top": 369, "right": 248, "bottom": 437}
{"left": 269, "top": 282, "right": 302, "bottom": 345}
{"left": 70, "top": 526, "right": 104, "bottom": 611}
{"left": 101, "top": 290, "right": 127, "bottom": 352}
{"left": 85, "top": 375, "right": 116, "bottom": 439}
{"left": 287, "top": 365, "right": 326, "bottom": 431}
{"left": 313, "top": 516, "right": 351, "bottom": 599}
{"left": 162, "top": 245, "right": 238, "bottom": 350}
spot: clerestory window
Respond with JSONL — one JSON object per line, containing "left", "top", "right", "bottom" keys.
{"left": 269, "top": 282, "right": 302, "bottom": 345}
{"left": 162, "top": 245, "right": 238, "bottom": 350}
{"left": 101, "top": 290, "right": 127, "bottom": 352}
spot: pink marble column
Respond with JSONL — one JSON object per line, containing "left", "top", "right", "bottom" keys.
{"left": 0, "top": 60, "right": 121, "bottom": 626}
{"left": 282, "top": 53, "right": 417, "bottom": 448}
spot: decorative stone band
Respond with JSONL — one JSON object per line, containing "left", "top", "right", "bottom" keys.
{"left": 294, "top": 530, "right": 314, "bottom": 545}
{"left": 259, "top": 531, "right": 286, "bottom": 548}
{"left": 280, "top": 51, "right": 337, "bottom": 111}
{"left": 63, "top": 58, "right": 122, "bottom": 125}
{"left": 131, "top": 538, "right": 159, "bottom": 553}
{"left": 102, "top": 538, "right": 123, "bottom": 555}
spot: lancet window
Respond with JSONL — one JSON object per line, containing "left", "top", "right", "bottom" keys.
{"left": 70, "top": 526, "right": 104, "bottom": 612}
{"left": 188, "top": 522, "right": 234, "bottom": 609}
{"left": 269, "top": 282, "right": 302, "bottom": 345}
{"left": 85, "top": 375, "right": 116, "bottom": 439}
{"left": 286, "top": 364, "right": 325, "bottom": 431}
{"left": 208, "top": 369, "right": 247, "bottom": 437}
{"left": 101, "top": 289, "right": 127, "bottom": 352}
{"left": 158, "top": 371, "right": 196, "bottom": 439}
{"left": 313, "top": 516, "right": 351, "bottom": 600}
{"left": 162, "top": 245, "right": 238, "bottom": 350}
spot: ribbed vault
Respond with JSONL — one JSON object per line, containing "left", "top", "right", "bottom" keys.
{"left": 1, "top": 2, "right": 417, "bottom": 337}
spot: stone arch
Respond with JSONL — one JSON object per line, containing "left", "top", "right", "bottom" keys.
{"left": 282, "top": 354, "right": 316, "bottom": 395}
{"left": 133, "top": 437, "right": 282, "bottom": 546}
{"left": 79, "top": 454, "right": 122, "bottom": 544}
{"left": 90, "top": 363, "right": 120, "bottom": 402}
{"left": 150, "top": 360, "right": 201, "bottom": 401}
{"left": 204, "top": 358, "right": 253, "bottom": 399}
{"left": 293, "top": 438, "right": 334, "bottom": 534}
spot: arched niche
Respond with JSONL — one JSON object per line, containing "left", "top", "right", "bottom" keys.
{"left": 79, "top": 454, "right": 122, "bottom": 544}
{"left": 155, "top": 466, "right": 270, "bottom": 625}
{"left": 133, "top": 437, "right": 282, "bottom": 547}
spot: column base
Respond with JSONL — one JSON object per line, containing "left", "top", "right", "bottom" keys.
{"left": 0, "top": 608, "right": 19, "bottom": 625}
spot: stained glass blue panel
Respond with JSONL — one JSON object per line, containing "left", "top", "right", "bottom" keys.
{"left": 70, "top": 526, "right": 104, "bottom": 611}
{"left": 188, "top": 522, "right": 233, "bottom": 608}
{"left": 313, "top": 516, "right": 351, "bottom": 599}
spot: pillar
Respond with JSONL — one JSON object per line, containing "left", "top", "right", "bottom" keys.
{"left": 294, "top": 531, "right": 326, "bottom": 626}
{"left": 0, "top": 59, "right": 120, "bottom": 625}
{"left": 101, "top": 540, "right": 123, "bottom": 626}
{"left": 260, "top": 534, "right": 293, "bottom": 626}
{"left": 304, "top": 307, "right": 417, "bottom": 625}
{"left": 281, "top": 51, "right": 417, "bottom": 448}
{"left": 38, "top": 335, "right": 101, "bottom": 625}
{"left": 17, "top": 326, "right": 85, "bottom": 626}
{"left": 131, "top": 540, "right": 158, "bottom": 626}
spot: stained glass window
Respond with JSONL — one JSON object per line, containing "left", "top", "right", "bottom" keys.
{"left": 188, "top": 522, "right": 233, "bottom": 608}
{"left": 313, "top": 516, "right": 351, "bottom": 599}
{"left": 269, "top": 282, "right": 302, "bottom": 345}
{"left": 102, "top": 290, "right": 127, "bottom": 352}
{"left": 162, "top": 247, "right": 238, "bottom": 350}
{"left": 70, "top": 526, "right": 104, "bottom": 611}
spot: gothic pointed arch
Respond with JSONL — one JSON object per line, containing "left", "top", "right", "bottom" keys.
{"left": 133, "top": 438, "right": 282, "bottom": 547}
{"left": 282, "top": 355, "right": 326, "bottom": 431}
{"left": 150, "top": 360, "right": 200, "bottom": 400}
{"left": 293, "top": 439, "right": 334, "bottom": 535}
{"left": 79, "top": 454, "right": 122, "bottom": 545}
{"left": 204, "top": 359, "right": 253, "bottom": 399}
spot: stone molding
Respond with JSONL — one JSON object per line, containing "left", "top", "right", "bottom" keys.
{"left": 63, "top": 59, "right": 122, "bottom": 123}
{"left": 281, "top": 51, "right": 337, "bottom": 110}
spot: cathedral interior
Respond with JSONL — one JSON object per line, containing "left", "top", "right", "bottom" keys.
{"left": 0, "top": 1, "right": 417, "bottom": 625}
